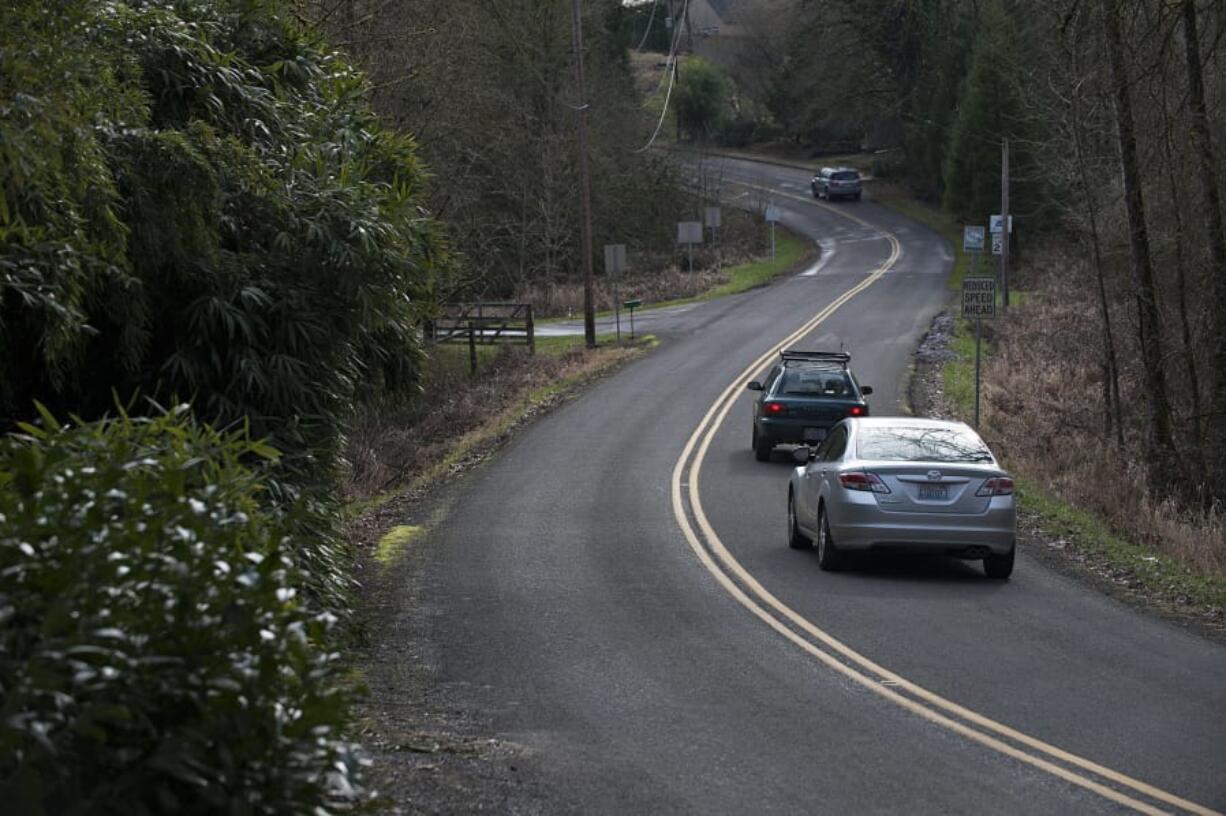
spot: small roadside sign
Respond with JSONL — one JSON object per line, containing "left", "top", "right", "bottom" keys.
{"left": 677, "top": 221, "right": 703, "bottom": 244}
{"left": 962, "top": 277, "right": 996, "bottom": 319}
{"left": 963, "top": 226, "right": 986, "bottom": 253}
{"left": 704, "top": 207, "right": 722, "bottom": 228}
{"left": 603, "top": 244, "right": 626, "bottom": 276}
{"left": 991, "top": 232, "right": 1004, "bottom": 255}
{"left": 623, "top": 299, "right": 642, "bottom": 340}
{"left": 764, "top": 205, "right": 781, "bottom": 223}
{"left": 990, "top": 214, "right": 1014, "bottom": 234}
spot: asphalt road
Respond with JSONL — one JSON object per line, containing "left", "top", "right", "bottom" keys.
{"left": 410, "top": 157, "right": 1226, "bottom": 814}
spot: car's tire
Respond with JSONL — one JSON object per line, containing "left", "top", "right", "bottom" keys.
{"left": 983, "top": 546, "right": 1015, "bottom": 580}
{"left": 788, "top": 491, "right": 812, "bottom": 550}
{"left": 817, "top": 504, "right": 844, "bottom": 571}
{"left": 753, "top": 427, "right": 772, "bottom": 462}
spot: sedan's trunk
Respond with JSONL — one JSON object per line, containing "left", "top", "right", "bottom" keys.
{"left": 855, "top": 463, "right": 1001, "bottom": 515}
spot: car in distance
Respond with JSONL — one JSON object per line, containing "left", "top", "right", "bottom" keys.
{"left": 811, "top": 167, "right": 862, "bottom": 201}
{"left": 747, "top": 350, "right": 873, "bottom": 462}
{"left": 786, "top": 417, "right": 1016, "bottom": 579}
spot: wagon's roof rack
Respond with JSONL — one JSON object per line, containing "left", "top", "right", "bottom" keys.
{"left": 780, "top": 349, "right": 851, "bottom": 368}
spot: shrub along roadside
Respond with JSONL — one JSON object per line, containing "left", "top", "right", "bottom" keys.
{"left": 0, "top": 407, "right": 360, "bottom": 814}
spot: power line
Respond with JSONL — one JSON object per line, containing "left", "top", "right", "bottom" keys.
{"left": 635, "top": 0, "right": 661, "bottom": 52}
{"left": 636, "top": 0, "right": 689, "bottom": 153}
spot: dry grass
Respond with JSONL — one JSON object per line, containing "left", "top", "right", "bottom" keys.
{"left": 518, "top": 264, "right": 728, "bottom": 319}
{"left": 980, "top": 247, "right": 1226, "bottom": 578}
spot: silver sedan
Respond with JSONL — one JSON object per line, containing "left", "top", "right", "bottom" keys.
{"left": 786, "top": 417, "right": 1016, "bottom": 579}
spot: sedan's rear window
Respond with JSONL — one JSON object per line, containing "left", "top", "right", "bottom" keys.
{"left": 832, "top": 171, "right": 859, "bottom": 181}
{"left": 857, "top": 426, "right": 993, "bottom": 463}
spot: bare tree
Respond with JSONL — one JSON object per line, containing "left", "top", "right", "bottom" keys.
{"left": 1098, "top": 0, "right": 1177, "bottom": 477}
{"left": 1180, "top": 0, "right": 1226, "bottom": 457}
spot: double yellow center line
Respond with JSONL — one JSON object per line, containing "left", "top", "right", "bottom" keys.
{"left": 669, "top": 184, "right": 1218, "bottom": 816}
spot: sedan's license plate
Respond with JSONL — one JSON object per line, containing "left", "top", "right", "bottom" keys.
{"left": 803, "top": 427, "right": 826, "bottom": 442}
{"left": 918, "top": 484, "right": 948, "bottom": 500}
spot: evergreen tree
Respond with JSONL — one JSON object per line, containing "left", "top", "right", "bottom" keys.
{"left": 942, "top": 1, "right": 1023, "bottom": 220}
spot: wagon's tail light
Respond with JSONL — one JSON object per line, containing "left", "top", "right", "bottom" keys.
{"left": 763, "top": 401, "right": 787, "bottom": 416}
{"left": 839, "top": 472, "right": 891, "bottom": 494}
{"left": 976, "top": 477, "right": 1014, "bottom": 497}
{"left": 847, "top": 405, "right": 867, "bottom": 417}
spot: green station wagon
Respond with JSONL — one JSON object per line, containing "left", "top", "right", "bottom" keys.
{"left": 747, "top": 350, "right": 873, "bottom": 461}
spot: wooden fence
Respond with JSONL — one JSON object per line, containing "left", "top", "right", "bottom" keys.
{"left": 425, "top": 303, "right": 535, "bottom": 373}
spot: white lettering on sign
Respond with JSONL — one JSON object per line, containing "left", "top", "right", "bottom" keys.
{"left": 962, "top": 277, "right": 997, "bottom": 319}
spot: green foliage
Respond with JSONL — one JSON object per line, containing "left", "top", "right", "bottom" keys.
{"left": 941, "top": 2, "right": 1022, "bottom": 219}
{"left": 675, "top": 57, "right": 728, "bottom": 142}
{"left": 0, "top": 0, "right": 451, "bottom": 481}
{"left": 0, "top": 407, "right": 361, "bottom": 814}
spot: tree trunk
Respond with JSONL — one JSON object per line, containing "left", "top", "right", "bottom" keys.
{"left": 1072, "top": 101, "right": 1122, "bottom": 447}
{"left": 1180, "top": 0, "right": 1226, "bottom": 467}
{"left": 1162, "top": 127, "right": 1206, "bottom": 481}
{"left": 1099, "top": 0, "right": 1177, "bottom": 476}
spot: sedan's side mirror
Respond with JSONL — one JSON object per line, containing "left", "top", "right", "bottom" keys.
{"left": 860, "top": 385, "right": 873, "bottom": 396}
{"left": 792, "top": 447, "right": 813, "bottom": 464}
{"left": 747, "top": 381, "right": 764, "bottom": 391}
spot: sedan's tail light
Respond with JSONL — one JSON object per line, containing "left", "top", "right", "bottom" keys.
{"left": 976, "top": 477, "right": 1014, "bottom": 496}
{"left": 847, "top": 405, "right": 867, "bottom": 417}
{"left": 839, "top": 472, "right": 891, "bottom": 493}
{"left": 763, "top": 401, "right": 787, "bottom": 416}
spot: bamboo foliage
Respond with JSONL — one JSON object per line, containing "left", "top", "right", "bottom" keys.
{"left": 0, "top": 0, "right": 452, "bottom": 480}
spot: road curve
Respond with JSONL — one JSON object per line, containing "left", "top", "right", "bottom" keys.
{"left": 404, "top": 157, "right": 1226, "bottom": 813}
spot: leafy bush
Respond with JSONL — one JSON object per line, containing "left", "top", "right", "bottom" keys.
{"left": 0, "top": 407, "right": 361, "bottom": 814}
{"left": 675, "top": 57, "right": 727, "bottom": 141}
{"left": 0, "top": 0, "right": 451, "bottom": 481}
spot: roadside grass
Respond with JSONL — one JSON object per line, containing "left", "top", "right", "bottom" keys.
{"left": 1019, "top": 480, "right": 1226, "bottom": 613}
{"left": 874, "top": 187, "right": 1225, "bottom": 622}
{"left": 533, "top": 228, "right": 810, "bottom": 323}
{"left": 654, "top": 230, "right": 810, "bottom": 309}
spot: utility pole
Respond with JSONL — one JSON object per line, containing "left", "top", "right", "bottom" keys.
{"left": 569, "top": 0, "right": 596, "bottom": 348}
{"left": 1000, "top": 137, "right": 1010, "bottom": 314}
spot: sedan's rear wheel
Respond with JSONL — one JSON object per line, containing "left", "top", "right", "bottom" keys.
{"left": 817, "top": 504, "right": 843, "bottom": 571}
{"left": 983, "top": 546, "right": 1015, "bottom": 580}
{"left": 788, "top": 492, "right": 812, "bottom": 550}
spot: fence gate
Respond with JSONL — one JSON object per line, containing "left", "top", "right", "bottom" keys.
{"left": 425, "top": 303, "right": 535, "bottom": 373}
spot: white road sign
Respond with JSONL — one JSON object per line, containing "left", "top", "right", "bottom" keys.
{"left": 963, "top": 226, "right": 986, "bottom": 253}
{"left": 603, "top": 244, "right": 626, "bottom": 276}
{"left": 704, "top": 207, "right": 722, "bottom": 228}
{"left": 962, "top": 277, "right": 997, "bottom": 319}
{"left": 677, "top": 221, "right": 703, "bottom": 244}
{"left": 991, "top": 232, "right": 1004, "bottom": 255}
{"left": 990, "top": 214, "right": 1014, "bottom": 234}
{"left": 764, "top": 205, "right": 781, "bottom": 223}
